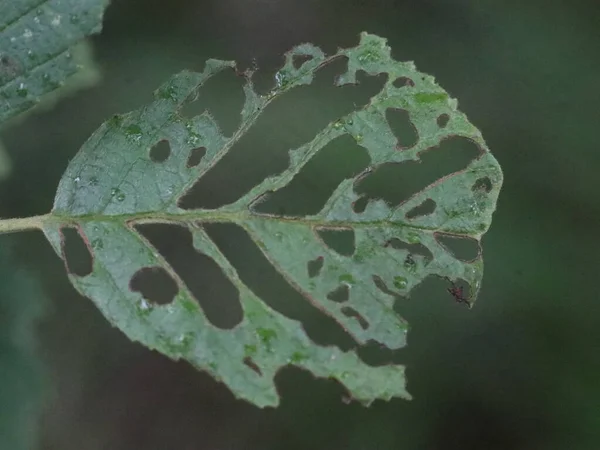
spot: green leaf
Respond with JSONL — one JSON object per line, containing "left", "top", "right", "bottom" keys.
{"left": 0, "top": 0, "right": 110, "bottom": 124}
{"left": 42, "top": 33, "right": 503, "bottom": 407}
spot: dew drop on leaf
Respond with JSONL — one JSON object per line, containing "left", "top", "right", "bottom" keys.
{"left": 393, "top": 276, "right": 408, "bottom": 290}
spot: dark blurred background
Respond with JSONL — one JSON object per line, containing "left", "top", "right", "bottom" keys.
{"left": 1, "top": 0, "right": 599, "bottom": 448}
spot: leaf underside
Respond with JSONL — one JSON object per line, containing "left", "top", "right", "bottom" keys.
{"left": 43, "top": 33, "right": 503, "bottom": 407}
{"left": 0, "top": 0, "right": 109, "bottom": 124}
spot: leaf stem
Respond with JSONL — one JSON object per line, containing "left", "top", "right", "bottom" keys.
{"left": 0, "top": 213, "right": 50, "bottom": 235}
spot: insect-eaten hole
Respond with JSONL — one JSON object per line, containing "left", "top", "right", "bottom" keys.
{"left": 327, "top": 284, "right": 350, "bottom": 303}
{"left": 435, "top": 234, "right": 480, "bottom": 262}
{"left": 472, "top": 176, "right": 492, "bottom": 193}
{"left": 386, "top": 108, "right": 418, "bottom": 149}
{"left": 204, "top": 223, "right": 356, "bottom": 351}
{"left": 356, "top": 136, "right": 481, "bottom": 206}
{"left": 186, "top": 146, "right": 206, "bottom": 168}
{"left": 352, "top": 195, "right": 369, "bottom": 213}
{"left": 437, "top": 113, "right": 450, "bottom": 128}
{"left": 393, "top": 76, "right": 415, "bottom": 88}
{"left": 243, "top": 357, "right": 262, "bottom": 376}
{"left": 129, "top": 266, "right": 179, "bottom": 306}
{"left": 406, "top": 198, "right": 436, "bottom": 219}
{"left": 372, "top": 275, "right": 403, "bottom": 298}
{"left": 252, "top": 135, "right": 370, "bottom": 217}
{"left": 315, "top": 227, "right": 355, "bottom": 256}
{"left": 292, "top": 54, "right": 313, "bottom": 69}
{"left": 307, "top": 256, "right": 324, "bottom": 278}
{"left": 385, "top": 238, "right": 433, "bottom": 262}
{"left": 341, "top": 307, "right": 369, "bottom": 330}
{"left": 177, "top": 58, "right": 384, "bottom": 211}
{"left": 136, "top": 224, "right": 242, "bottom": 329}
{"left": 60, "top": 227, "right": 93, "bottom": 277}
{"left": 181, "top": 67, "right": 245, "bottom": 136}
{"left": 149, "top": 140, "right": 171, "bottom": 163}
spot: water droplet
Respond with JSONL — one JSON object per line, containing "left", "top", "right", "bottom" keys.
{"left": 186, "top": 133, "right": 201, "bottom": 146}
{"left": 125, "top": 124, "right": 143, "bottom": 142}
{"left": 393, "top": 276, "right": 408, "bottom": 290}
{"left": 274, "top": 232, "right": 283, "bottom": 240}
{"left": 289, "top": 351, "right": 308, "bottom": 363}
{"left": 74, "top": 176, "right": 80, "bottom": 183}
{"left": 333, "top": 121, "right": 343, "bottom": 129}
{"left": 274, "top": 70, "right": 290, "bottom": 88}
{"left": 244, "top": 344, "right": 257, "bottom": 356}
{"left": 358, "top": 50, "right": 379, "bottom": 63}
{"left": 111, "top": 188, "right": 126, "bottom": 201}
{"left": 69, "top": 14, "right": 79, "bottom": 24}
{"left": 26, "top": 50, "right": 35, "bottom": 60}
{"left": 16, "top": 83, "right": 27, "bottom": 97}
{"left": 346, "top": 118, "right": 354, "bottom": 125}
{"left": 406, "top": 232, "right": 420, "bottom": 244}
{"left": 404, "top": 254, "right": 416, "bottom": 272}
{"left": 139, "top": 299, "right": 151, "bottom": 311}
{"left": 158, "top": 83, "right": 177, "bottom": 101}
{"left": 354, "top": 134, "right": 363, "bottom": 143}
{"left": 91, "top": 238, "right": 104, "bottom": 250}
{"left": 339, "top": 273, "right": 355, "bottom": 285}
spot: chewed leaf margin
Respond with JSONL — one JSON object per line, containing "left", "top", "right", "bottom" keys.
{"left": 41, "top": 32, "right": 502, "bottom": 407}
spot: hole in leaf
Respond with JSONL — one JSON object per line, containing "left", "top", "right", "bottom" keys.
{"left": 129, "top": 267, "right": 179, "bottom": 305}
{"left": 243, "top": 357, "right": 262, "bottom": 376}
{"left": 307, "top": 256, "right": 324, "bottom": 278}
{"left": 386, "top": 108, "right": 418, "bottom": 149}
{"left": 406, "top": 198, "right": 436, "bottom": 219}
{"left": 341, "top": 307, "right": 369, "bottom": 330}
{"left": 204, "top": 223, "right": 356, "bottom": 350}
{"left": 385, "top": 238, "right": 434, "bottom": 262}
{"left": 472, "top": 176, "right": 492, "bottom": 193}
{"left": 252, "top": 135, "right": 370, "bottom": 216}
{"left": 149, "top": 140, "right": 171, "bottom": 163}
{"left": 435, "top": 234, "right": 480, "bottom": 262}
{"left": 293, "top": 54, "right": 313, "bottom": 69}
{"left": 352, "top": 195, "right": 368, "bottom": 213}
{"left": 437, "top": 113, "right": 450, "bottom": 128}
{"left": 315, "top": 227, "right": 355, "bottom": 256}
{"left": 61, "top": 227, "right": 93, "bottom": 277}
{"left": 186, "top": 146, "right": 206, "bottom": 168}
{"left": 393, "top": 76, "right": 414, "bottom": 88}
{"left": 179, "top": 59, "right": 386, "bottom": 210}
{"left": 327, "top": 285, "right": 349, "bottom": 303}
{"left": 356, "top": 136, "right": 481, "bottom": 206}
{"left": 372, "top": 275, "right": 403, "bottom": 297}
{"left": 181, "top": 68, "right": 245, "bottom": 136}
{"left": 136, "top": 224, "right": 242, "bottom": 329}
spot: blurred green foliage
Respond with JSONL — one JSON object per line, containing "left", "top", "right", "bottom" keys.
{"left": 0, "top": 242, "right": 45, "bottom": 450}
{"left": 0, "top": 0, "right": 598, "bottom": 449}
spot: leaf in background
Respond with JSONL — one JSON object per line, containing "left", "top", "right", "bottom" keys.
{"left": 0, "top": 0, "right": 110, "bottom": 124}
{"left": 42, "top": 33, "right": 503, "bottom": 406}
{"left": 0, "top": 243, "right": 46, "bottom": 450}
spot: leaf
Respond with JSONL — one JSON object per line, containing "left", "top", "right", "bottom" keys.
{"left": 42, "top": 33, "right": 503, "bottom": 407}
{"left": 0, "top": 0, "right": 110, "bottom": 124}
